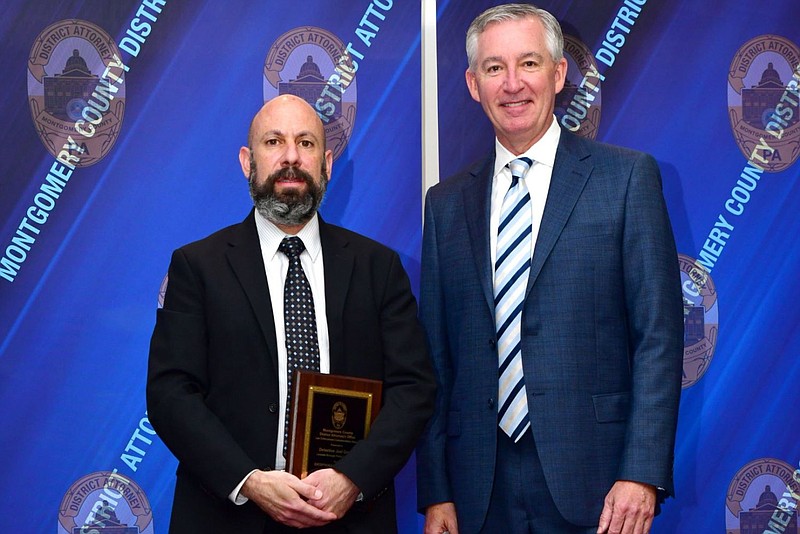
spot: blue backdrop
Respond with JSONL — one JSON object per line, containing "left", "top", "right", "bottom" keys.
{"left": 1, "top": 1, "right": 422, "bottom": 532}
{"left": 436, "top": 1, "right": 800, "bottom": 533}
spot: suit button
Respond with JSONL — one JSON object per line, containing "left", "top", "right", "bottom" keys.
{"left": 488, "top": 398, "right": 494, "bottom": 409}
{"left": 489, "top": 338, "right": 496, "bottom": 346}
{"left": 268, "top": 403, "right": 278, "bottom": 413}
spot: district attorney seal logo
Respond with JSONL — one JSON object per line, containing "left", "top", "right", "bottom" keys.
{"left": 679, "top": 254, "right": 719, "bottom": 388}
{"left": 728, "top": 35, "right": 800, "bottom": 173}
{"left": 28, "top": 19, "right": 126, "bottom": 167}
{"left": 331, "top": 401, "right": 347, "bottom": 430}
{"left": 264, "top": 27, "right": 357, "bottom": 162}
{"left": 556, "top": 34, "right": 602, "bottom": 140}
{"left": 725, "top": 458, "right": 800, "bottom": 533}
{"left": 58, "top": 470, "right": 153, "bottom": 533}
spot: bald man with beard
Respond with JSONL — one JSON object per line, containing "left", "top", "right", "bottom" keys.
{"left": 148, "top": 95, "right": 436, "bottom": 533}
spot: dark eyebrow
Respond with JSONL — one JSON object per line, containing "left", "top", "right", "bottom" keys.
{"left": 295, "top": 130, "right": 320, "bottom": 142}
{"left": 258, "top": 129, "right": 320, "bottom": 143}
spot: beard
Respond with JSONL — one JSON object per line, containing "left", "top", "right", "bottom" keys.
{"left": 248, "top": 155, "right": 327, "bottom": 226}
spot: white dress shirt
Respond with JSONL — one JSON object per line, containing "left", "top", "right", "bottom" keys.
{"left": 230, "top": 211, "right": 330, "bottom": 503}
{"left": 490, "top": 116, "right": 561, "bottom": 272}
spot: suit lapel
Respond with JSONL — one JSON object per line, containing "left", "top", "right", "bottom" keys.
{"left": 527, "top": 132, "right": 593, "bottom": 294}
{"left": 319, "top": 218, "right": 353, "bottom": 374}
{"left": 462, "top": 153, "right": 496, "bottom": 313}
{"left": 225, "top": 211, "right": 279, "bottom": 366}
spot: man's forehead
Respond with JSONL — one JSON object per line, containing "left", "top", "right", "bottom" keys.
{"left": 475, "top": 19, "right": 549, "bottom": 64}
{"left": 254, "top": 104, "right": 324, "bottom": 139}
{"left": 478, "top": 17, "right": 542, "bottom": 43}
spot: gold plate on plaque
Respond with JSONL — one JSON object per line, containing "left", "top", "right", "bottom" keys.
{"left": 286, "top": 371, "right": 382, "bottom": 478}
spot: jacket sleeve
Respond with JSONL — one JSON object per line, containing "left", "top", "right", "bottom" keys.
{"left": 146, "top": 248, "right": 259, "bottom": 500}
{"left": 616, "top": 152, "right": 684, "bottom": 496}
{"left": 333, "top": 249, "right": 437, "bottom": 500}
{"left": 415, "top": 191, "right": 456, "bottom": 510}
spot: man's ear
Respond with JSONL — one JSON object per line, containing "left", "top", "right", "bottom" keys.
{"left": 238, "top": 146, "right": 251, "bottom": 179}
{"left": 324, "top": 149, "right": 333, "bottom": 183}
{"left": 554, "top": 57, "right": 568, "bottom": 94}
{"left": 465, "top": 68, "right": 481, "bottom": 103}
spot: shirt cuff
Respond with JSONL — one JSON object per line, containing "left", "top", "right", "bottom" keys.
{"left": 229, "top": 469, "right": 261, "bottom": 505}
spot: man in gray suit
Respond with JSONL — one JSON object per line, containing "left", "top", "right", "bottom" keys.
{"left": 416, "top": 4, "right": 683, "bottom": 534}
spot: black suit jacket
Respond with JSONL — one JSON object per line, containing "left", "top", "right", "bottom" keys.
{"left": 147, "top": 211, "right": 436, "bottom": 533}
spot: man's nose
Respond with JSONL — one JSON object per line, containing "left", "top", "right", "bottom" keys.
{"left": 504, "top": 67, "right": 523, "bottom": 92}
{"left": 282, "top": 142, "right": 300, "bottom": 166}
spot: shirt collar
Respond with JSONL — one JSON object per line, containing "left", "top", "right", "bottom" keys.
{"left": 493, "top": 115, "right": 562, "bottom": 177}
{"left": 254, "top": 210, "right": 322, "bottom": 262}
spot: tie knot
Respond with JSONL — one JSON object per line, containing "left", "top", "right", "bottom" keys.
{"left": 508, "top": 157, "right": 533, "bottom": 182}
{"left": 279, "top": 236, "right": 305, "bottom": 258}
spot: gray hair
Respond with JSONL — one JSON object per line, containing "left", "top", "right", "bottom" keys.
{"left": 466, "top": 3, "right": 564, "bottom": 71}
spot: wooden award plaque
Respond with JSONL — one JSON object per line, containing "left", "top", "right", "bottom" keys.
{"left": 286, "top": 371, "right": 382, "bottom": 478}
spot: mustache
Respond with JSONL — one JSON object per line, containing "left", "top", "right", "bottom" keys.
{"left": 268, "top": 166, "right": 314, "bottom": 184}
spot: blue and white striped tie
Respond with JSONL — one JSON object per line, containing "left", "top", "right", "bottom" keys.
{"left": 495, "top": 157, "right": 533, "bottom": 442}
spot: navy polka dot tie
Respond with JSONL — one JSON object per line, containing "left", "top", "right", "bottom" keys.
{"left": 279, "top": 236, "right": 320, "bottom": 456}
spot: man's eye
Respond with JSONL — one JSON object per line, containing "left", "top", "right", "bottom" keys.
{"left": 265, "top": 139, "right": 279, "bottom": 146}
{"left": 487, "top": 65, "right": 501, "bottom": 74}
{"left": 300, "top": 140, "right": 313, "bottom": 148}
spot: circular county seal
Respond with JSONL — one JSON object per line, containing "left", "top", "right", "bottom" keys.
{"left": 263, "top": 27, "right": 357, "bottom": 162}
{"left": 728, "top": 35, "right": 800, "bottom": 173}
{"left": 678, "top": 254, "right": 719, "bottom": 388}
{"left": 58, "top": 471, "right": 153, "bottom": 533}
{"left": 725, "top": 458, "right": 800, "bottom": 532}
{"left": 556, "top": 34, "right": 602, "bottom": 140}
{"left": 28, "top": 20, "right": 126, "bottom": 167}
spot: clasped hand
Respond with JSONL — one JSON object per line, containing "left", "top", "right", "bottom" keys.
{"left": 241, "top": 468, "right": 359, "bottom": 528}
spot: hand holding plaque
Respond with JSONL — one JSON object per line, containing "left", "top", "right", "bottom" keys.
{"left": 286, "top": 371, "right": 382, "bottom": 479}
